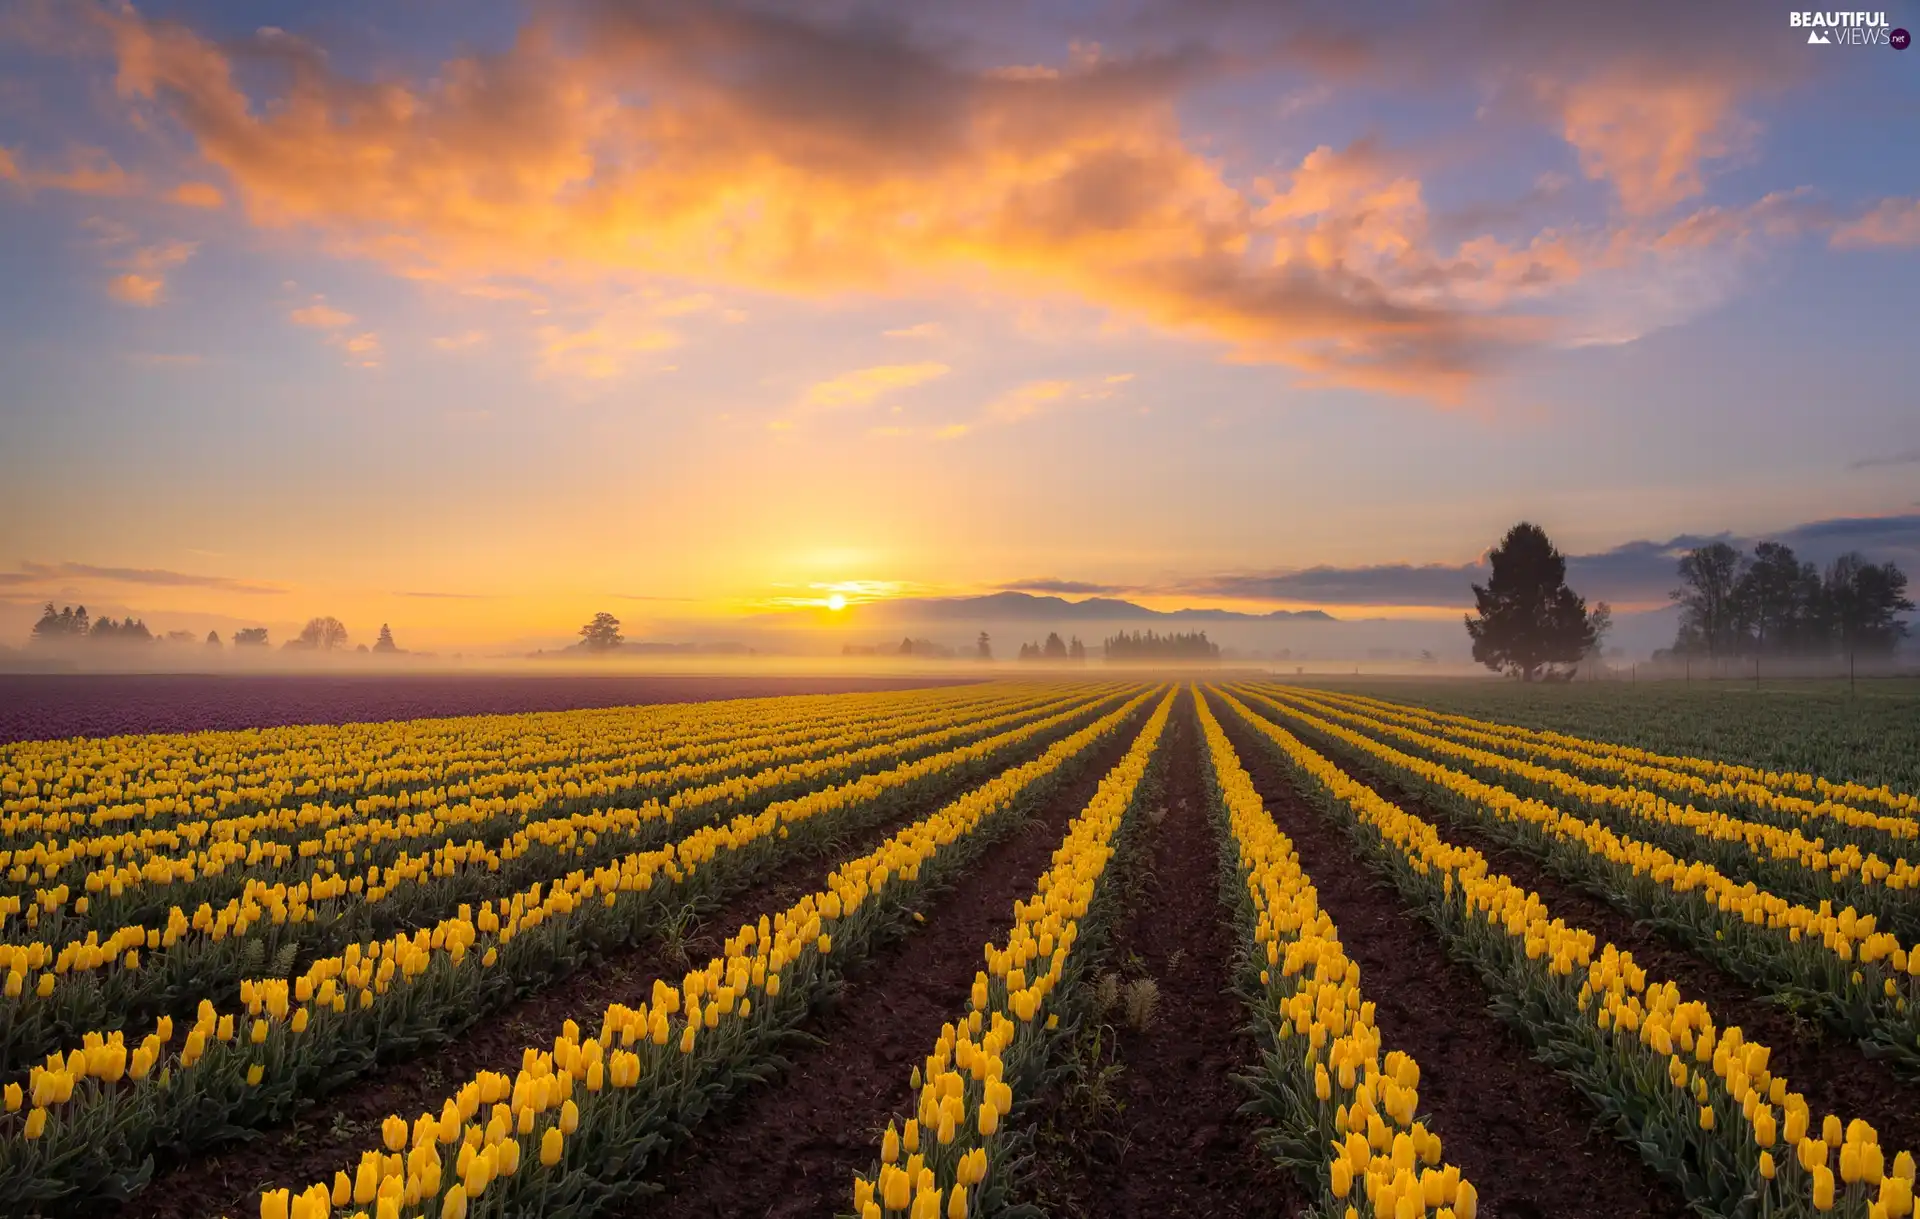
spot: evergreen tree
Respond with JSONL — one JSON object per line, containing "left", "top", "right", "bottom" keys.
{"left": 373, "top": 623, "right": 399, "bottom": 653}
{"left": 1464, "top": 522, "right": 1599, "bottom": 681}
{"left": 976, "top": 631, "right": 992, "bottom": 661}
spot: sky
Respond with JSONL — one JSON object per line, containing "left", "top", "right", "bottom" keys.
{"left": 1, "top": 0, "right": 1917, "bottom": 652}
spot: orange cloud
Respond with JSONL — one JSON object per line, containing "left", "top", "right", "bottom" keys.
{"left": 1832, "top": 198, "right": 1920, "bottom": 249}
{"left": 535, "top": 318, "right": 676, "bottom": 380}
{"left": 35, "top": 2, "right": 1822, "bottom": 399}
{"left": 799, "top": 363, "right": 951, "bottom": 412}
{"left": 983, "top": 379, "right": 1074, "bottom": 423}
{"left": 0, "top": 143, "right": 136, "bottom": 195}
{"left": 107, "top": 272, "right": 162, "bottom": 305}
{"left": 1544, "top": 73, "right": 1756, "bottom": 215}
{"left": 333, "top": 331, "right": 381, "bottom": 368}
{"left": 97, "top": 236, "right": 195, "bottom": 305}
{"left": 289, "top": 301, "right": 354, "bottom": 328}
{"left": 169, "top": 180, "right": 224, "bottom": 208}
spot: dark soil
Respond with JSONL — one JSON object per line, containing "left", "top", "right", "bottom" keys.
{"left": 1287, "top": 719, "right": 1920, "bottom": 1161}
{"left": 1036, "top": 692, "right": 1305, "bottom": 1219}
{"left": 117, "top": 756, "right": 1034, "bottom": 1219}
{"left": 1217, "top": 703, "right": 1694, "bottom": 1219}
{"left": 0, "top": 673, "right": 982, "bottom": 744}
{"left": 619, "top": 702, "right": 1151, "bottom": 1217}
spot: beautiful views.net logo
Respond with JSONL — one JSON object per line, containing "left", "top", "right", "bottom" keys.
{"left": 1788, "top": 10, "right": 1908, "bottom": 46}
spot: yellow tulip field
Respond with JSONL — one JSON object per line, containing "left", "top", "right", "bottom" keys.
{"left": 1, "top": 679, "right": 1916, "bottom": 1218}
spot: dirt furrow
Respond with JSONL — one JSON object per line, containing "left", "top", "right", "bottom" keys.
{"left": 619, "top": 708, "right": 1150, "bottom": 1217}
{"left": 1273, "top": 711, "right": 1920, "bottom": 1159}
{"left": 1035, "top": 690, "right": 1304, "bottom": 1219}
{"left": 121, "top": 750, "right": 1071, "bottom": 1219}
{"left": 1218, "top": 703, "right": 1692, "bottom": 1219}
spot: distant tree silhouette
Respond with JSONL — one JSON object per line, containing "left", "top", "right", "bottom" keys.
{"left": 899, "top": 636, "right": 914, "bottom": 656}
{"left": 165, "top": 629, "right": 197, "bottom": 644}
{"left": 232, "top": 627, "right": 269, "bottom": 647}
{"left": 91, "top": 615, "right": 153, "bottom": 643}
{"left": 1825, "top": 552, "right": 1914, "bottom": 658}
{"left": 1671, "top": 542, "right": 1746, "bottom": 662}
{"left": 295, "top": 616, "right": 350, "bottom": 651}
{"left": 29, "top": 603, "right": 91, "bottom": 643}
{"left": 1663, "top": 540, "right": 1910, "bottom": 661}
{"left": 373, "top": 623, "right": 399, "bottom": 653}
{"left": 206, "top": 630, "right": 223, "bottom": 649}
{"left": 1464, "top": 522, "right": 1599, "bottom": 681}
{"left": 976, "top": 631, "right": 992, "bottom": 661}
{"left": 1068, "top": 635, "right": 1086, "bottom": 661}
{"left": 1018, "top": 641, "right": 1039, "bottom": 660}
{"left": 1733, "top": 542, "right": 1818, "bottom": 655}
{"left": 1102, "top": 630, "right": 1219, "bottom": 661}
{"left": 579, "top": 612, "right": 624, "bottom": 653}
{"left": 1042, "top": 632, "right": 1068, "bottom": 659}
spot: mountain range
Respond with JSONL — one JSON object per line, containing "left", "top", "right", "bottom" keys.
{"left": 807, "top": 592, "right": 1340, "bottom": 624}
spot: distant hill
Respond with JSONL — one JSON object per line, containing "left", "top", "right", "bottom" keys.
{"left": 831, "top": 592, "right": 1338, "bottom": 624}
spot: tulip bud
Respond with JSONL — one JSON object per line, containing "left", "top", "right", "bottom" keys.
{"left": 261, "top": 1189, "right": 291, "bottom": 1219}
{"left": 384, "top": 1115, "right": 409, "bottom": 1153}
{"left": 541, "top": 1127, "right": 564, "bottom": 1167}
{"left": 23, "top": 1108, "right": 46, "bottom": 1139}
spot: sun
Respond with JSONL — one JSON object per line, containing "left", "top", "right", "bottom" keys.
{"left": 826, "top": 593, "right": 848, "bottom": 611}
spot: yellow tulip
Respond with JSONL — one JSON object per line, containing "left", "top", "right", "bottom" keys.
{"left": 541, "top": 1127, "right": 564, "bottom": 1167}
{"left": 1814, "top": 1165, "right": 1837, "bottom": 1211}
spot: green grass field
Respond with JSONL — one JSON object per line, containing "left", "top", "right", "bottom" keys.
{"left": 1289, "top": 676, "right": 1920, "bottom": 793}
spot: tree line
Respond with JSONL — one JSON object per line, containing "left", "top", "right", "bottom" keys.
{"left": 1016, "top": 632, "right": 1087, "bottom": 661}
{"left": 1463, "top": 522, "right": 1913, "bottom": 681}
{"left": 27, "top": 605, "right": 405, "bottom": 653}
{"left": 1667, "top": 541, "right": 1912, "bottom": 662}
{"left": 1102, "top": 629, "right": 1220, "bottom": 661}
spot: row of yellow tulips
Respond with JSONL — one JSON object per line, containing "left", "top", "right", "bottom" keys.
{"left": 1, "top": 686, "right": 990, "bottom": 834}
{"left": 851, "top": 687, "right": 1176, "bottom": 1219}
{"left": 261, "top": 690, "right": 1163, "bottom": 1219}
{"left": 1294, "top": 688, "right": 1919, "bottom": 856}
{"left": 0, "top": 690, "right": 1143, "bottom": 1212}
{"left": 1236, "top": 688, "right": 1920, "bottom": 1074}
{"left": 0, "top": 684, "right": 1097, "bottom": 1063}
{"left": 4, "top": 683, "right": 1067, "bottom": 930}
{"left": 1259, "top": 687, "right": 1920, "bottom": 935}
{"left": 1195, "top": 690, "right": 1477, "bottom": 1219}
{"left": 1305, "top": 690, "right": 1920, "bottom": 822}
{"left": 1215, "top": 688, "right": 1917, "bottom": 1219}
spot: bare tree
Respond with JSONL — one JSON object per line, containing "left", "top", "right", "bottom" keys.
{"left": 297, "top": 617, "right": 350, "bottom": 650}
